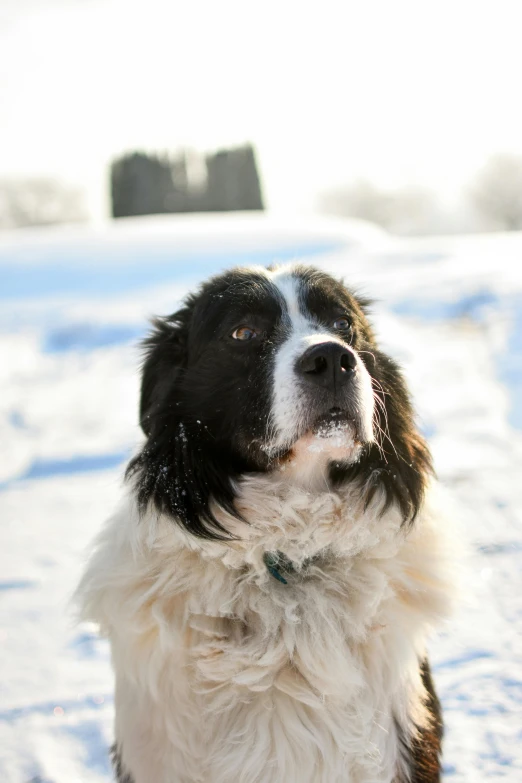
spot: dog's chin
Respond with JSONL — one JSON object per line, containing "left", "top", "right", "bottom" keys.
{"left": 274, "top": 411, "right": 366, "bottom": 487}
{"left": 295, "top": 418, "right": 362, "bottom": 460}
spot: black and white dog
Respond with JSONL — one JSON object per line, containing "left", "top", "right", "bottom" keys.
{"left": 77, "top": 264, "right": 453, "bottom": 783}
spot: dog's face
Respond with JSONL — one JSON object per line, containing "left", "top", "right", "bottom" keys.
{"left": 151, "top": 265, "right": 375, "bottom": 468}
{"left": 128, "top": 265, "right": 432, "bottom": 538}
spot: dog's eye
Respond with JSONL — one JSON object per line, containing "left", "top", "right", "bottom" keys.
{"left": 231, "top": 326, "right": 258, "bottom": 341}
{"left": 333, "top": 317, "right": 352, "bottom": 330}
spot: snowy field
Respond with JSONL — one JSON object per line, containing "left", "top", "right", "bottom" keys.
{"left": 1, "top": 213, "right": 521, "bottom": 782}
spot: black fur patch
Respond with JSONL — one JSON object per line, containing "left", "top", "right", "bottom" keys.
{"left": 126, "top": 267, "right": 280, "bottom": 539}
{"left": 111, "top": 744, "right": 135, "bottom": 783}
{"left": 396, "top": 658, "right": 443, "bottom": 782}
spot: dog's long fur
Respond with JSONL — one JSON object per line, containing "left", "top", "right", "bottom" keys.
{"left": 76, "top": 265, "right": 454, "bottom": 783}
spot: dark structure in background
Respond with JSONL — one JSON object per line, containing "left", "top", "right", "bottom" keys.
{"left": 111, "top": 144, "right": 264, "bottom": 218}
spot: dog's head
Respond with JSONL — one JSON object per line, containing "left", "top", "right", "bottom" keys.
{"left": 127, "top": 265, "right": 432, "bottom": 538}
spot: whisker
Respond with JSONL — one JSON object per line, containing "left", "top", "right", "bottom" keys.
{"left": 371, "top": 412, "right": 388, "bottom": 462}
{"left": 358, "top": 350, "right": 377, "bottom": 363}
{"left": 370, "top": 377, "right": 391, "bottom": 397}
{"left": 370, "top": 378, "right": 399, "bottom": 461}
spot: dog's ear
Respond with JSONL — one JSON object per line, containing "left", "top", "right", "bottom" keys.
{"left": 139, "top": 308, "right": 190, "bottom": 436}
{"left": 330, "top": 349, "right": 433, "bottom": 525}
{"left": 127, "top": 303, "right": 239, "bottom": 540}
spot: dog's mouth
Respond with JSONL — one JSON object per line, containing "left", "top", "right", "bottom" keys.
{"left": 268, "top": 408, "right": 363, "bottom": 470}
{"left": 313, "top": 407, "right": 353, "bottom": 428}
{"left": 261, "top": 406, "right": 369, "bottom": 470}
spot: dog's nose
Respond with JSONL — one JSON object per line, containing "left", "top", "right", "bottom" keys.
{"left": 297, "top": 342, "right": 357, "bottom": 389}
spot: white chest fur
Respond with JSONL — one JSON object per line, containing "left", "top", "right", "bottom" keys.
{"left": 77, "top": 477, "right": 453, "bottom": 783}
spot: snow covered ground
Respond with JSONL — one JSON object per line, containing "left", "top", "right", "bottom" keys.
{"left": 1, "top": 214, "right": 521, "bottom": 782}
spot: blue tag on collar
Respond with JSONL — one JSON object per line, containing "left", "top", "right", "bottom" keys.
{"left": 263, "top": 551, "right": 297, "bottom": 585}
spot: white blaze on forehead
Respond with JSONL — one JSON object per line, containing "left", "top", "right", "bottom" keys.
{"left": 261, "top": 265, "right": 375, "bottom": 458}
{"left": 267, "top": 268, "right": 304, "bottom": 324}
{"left": 266, "top": 269, "right": 328, "bottom": 449}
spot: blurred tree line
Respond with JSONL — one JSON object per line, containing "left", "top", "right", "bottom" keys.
{"left": 0, "top": 179, "right": 87, "bottom": 230}
{"left": 318, "top": 154, "right": 522, "bottom": 235}
{"left": 468, "top": 154, "right": 522, "bottom": 231}
{"left": 111, "top": 144, "right": 264, "bottom": 218}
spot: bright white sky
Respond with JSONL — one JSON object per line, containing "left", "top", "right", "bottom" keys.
{"left": 1, "top": 0, "right": 522, "bottom": 220}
